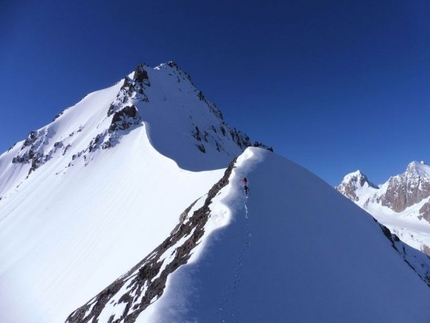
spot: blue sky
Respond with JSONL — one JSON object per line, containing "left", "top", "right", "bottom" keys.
{"left": 1, "top": 0, "right": 430, "bottom": 186}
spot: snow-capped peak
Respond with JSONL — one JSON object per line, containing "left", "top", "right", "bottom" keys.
{"left": 341, "top": 170, "right": 368, "bottom": 185}
{"left": 335, "top": 170, "right": 377, "bottom": 202}
{"left": 406, "top": 161, "right": 430, "bottom": 178}
{"left": 336, "top": 160, "right": 430, "bottom": 257}
{"left": 0, "top": 62, "right": 274, "bottom": 202}
{"left": 0, "top": 61, "right": 268, "bottom": 322}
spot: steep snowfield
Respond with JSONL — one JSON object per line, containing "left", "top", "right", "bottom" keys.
{"left": 141, "top": 148, "right": 430, "bottom": 323}
{"left": 0, "top": 82, "right": 123, "bottom": 199}
{"left": 0, "top": 121, "right": 225, "bottom": 323}
{"left": 138, "top": 63, "right": 247, "bottom": 171}
{"left": 0, "top": 62, "right": 248, "bottom": 323}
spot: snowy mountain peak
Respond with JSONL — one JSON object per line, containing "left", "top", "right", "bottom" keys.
{"left": 342, "top": 170, "right": 370, "bottom": 185}
{"left": 335, "top": 169, "right": 377, "bottom": 201}
{"left": 0, "top": 62, "right": 273, "bottom": 202}
{"left": 337, "top": 160, "right": 430, "bottom": 256}
{"left": 337, "top": 161, "right": 430, "bottom": 212}
{"left": 406, "top": 160, "right": 430, "bottom": 178}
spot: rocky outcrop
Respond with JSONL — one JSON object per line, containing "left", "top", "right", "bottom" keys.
{"left": 65, "top": 157, "right": 237, "bottom": 323}
{"left": 22, "top": 131, "right": 38, "bottom": 147}
{"left": 74, "top": 106, "right": 141, "bottom": 159}
{"left": 11, "top": 129, "right": 63, "bottom": 175}
{"left": 252, "top": 141, "right": 273, "bottom": 152}
{"left": 108, "top": 65, "right": 150, "bottom": 118}
{"left": 133, "top": 63, "right": 150, "bottom": 85}
{"left": 190, "top": 124, "right": 254, "bottom": 155}
{"left": 109, "top": 105, "right": 139, "bottom": 132}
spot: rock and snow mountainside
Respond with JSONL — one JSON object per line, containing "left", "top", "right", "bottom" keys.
{"left": 0, "top": 62, "right": 255, "bottom": 323}
{"left": 336, "top": 161, "right": 430, "bottom": 254}
{"left": 1, "top": 62, "right": 430, "bottom": 323}
{"left": 0, "top": 62, "right": 254, "bottom": 201}
{"left": 335, "top": 170, "right": 378, "bottom": 201}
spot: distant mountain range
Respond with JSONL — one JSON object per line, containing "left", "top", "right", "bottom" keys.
{"left": 336, "top": 161, "right": 430, "bottom": 254}
{"left": 1, "top": 62, "right": 430, "bottom": 323}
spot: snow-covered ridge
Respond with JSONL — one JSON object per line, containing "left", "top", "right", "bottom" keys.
{"left": 0, "top": 62, "right": 273, "bottom": 202}
{"left": 65, "top": 157, "right": 237, "bottom": 323}
{"left": 139, "top": 148, "right": 430, "bottom": 322}
{"left": 0, "top": 61, "right": 274, "bottom": 323}
{"left": 64, "top": 147, "right": 430, "bottom": 323}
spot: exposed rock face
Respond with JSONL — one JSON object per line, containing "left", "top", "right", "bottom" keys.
{"left": 11, "top": 129, "right": 65, "bottom": 175}
{"left": 22, "top": 131, "right": 38, "bottom": 147}
{"left": 133, "top": 63, "right": 150, "bottom": 85}
{"left": 108, "top": 71, "right": 149, "bottom": 118}
{"left": 109, "top": 105, "right": 139, "bottom": 132}
{"left": 378, "top": 162, "right": 430, "bottom": 212}
{"left": 252, "top": 142, "right": 274, "bottom": 152}
{"left": 65, "top": 158, "right": 237, "bottom": 323}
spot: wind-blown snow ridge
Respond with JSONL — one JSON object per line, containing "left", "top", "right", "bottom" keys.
{"left": 0, "top": 61, "right": 263, "bottom": 323}
{"left": 65, "top": 158, "right": 237, "bottom": 323}
{"left": 0, "top": 61, "right": 271, "bottom": 203}
{"left": 138, "top": 148, "right": 430, "bottom": 323}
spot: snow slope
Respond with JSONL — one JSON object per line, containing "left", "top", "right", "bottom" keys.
{"left": 0, "top": 62, "right": 250, "bottom": 323}
{"left": 0, "top": 119, "right": 226, "bottom": 323}
{"left": 140, "top": 148, "right": 430, "bottom": 323}
{"left": 2, "top": 61, "right": 430, "bottom": 323}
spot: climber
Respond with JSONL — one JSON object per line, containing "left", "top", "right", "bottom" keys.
{"left": 243, "top": 185, "right": 249, "bottom": 195}
{"left": 242, "top": 177, "right": 248, "bottom": 186}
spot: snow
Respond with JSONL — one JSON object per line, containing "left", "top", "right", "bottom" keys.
{"left": 0, "top": 69, "right": 227, "bottom": 322}
{"left": 339, "top": 162, "right": 430, "bottom": 254}
{"left": 131, "top": 63, "right": 245, "bottom": 171}
{"left": 407, "top": 161, "right": 430, "bottom": 178}
{"left": 2, "top": 62, "right": 430, "bottom": 323}
{"left": 365, "top": 200, "right": 430, "bottom": 251}
{"left": 0, "top": 82, "right": 122, "bottom": 201}
{"left": 0, "top": 122, "right": 224, "bottom": 322}
{"left": 139, "top": 148, "right": 430, "bottom": 323}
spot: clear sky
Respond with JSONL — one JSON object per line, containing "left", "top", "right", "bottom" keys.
{"left": 1, "top": 0, "right": 430, "bottom": 186}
